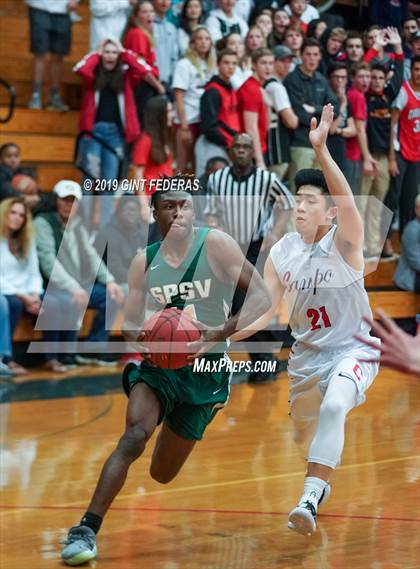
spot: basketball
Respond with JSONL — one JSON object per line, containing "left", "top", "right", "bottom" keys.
{"left": 142, "top": 307, "right": 201, "bottom": 369}
{"left": 11, "top": 174, "right": 38, "bottom": 194}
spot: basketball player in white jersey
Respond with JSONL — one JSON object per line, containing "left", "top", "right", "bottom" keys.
{"left": 232, "top": 103, "right": 380, "bottom": 536}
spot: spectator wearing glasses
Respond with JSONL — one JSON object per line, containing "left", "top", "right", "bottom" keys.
{"left": 326, "top": 63, "right": 356, "bottom": 173}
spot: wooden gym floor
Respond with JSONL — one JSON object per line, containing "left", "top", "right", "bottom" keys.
{"left": 0, "top": 362, "right": 419, "bottom": 569}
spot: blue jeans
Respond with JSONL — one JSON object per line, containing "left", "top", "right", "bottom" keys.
{"left": 80, "top": 121, "right": 124, "bottom": 230}
{"left": 0, "top": 294, "right": 12, "bottom": 358}
{"left": 38, "top": 283, "right": 119, "bottom": 347}
{"left": 6, "top": 292, "right": 76, "bottom": 361}
{"left": 85, "top": 282, "right": 119, "bottom": 343}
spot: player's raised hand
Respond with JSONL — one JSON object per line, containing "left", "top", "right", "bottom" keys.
{"left": 309, "top": 104, "right": 334, "bottom": 149}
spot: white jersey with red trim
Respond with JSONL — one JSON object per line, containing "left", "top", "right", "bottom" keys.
{"left": 270, "top": 226, "right": 373, "bottom": 350}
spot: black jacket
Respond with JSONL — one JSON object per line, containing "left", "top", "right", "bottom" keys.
{"left": 366, "top": 57, "right": 404, "bottom": 154}
{"left": 283, "top": 66, "right": 339, "bottom": 147}
{"left": 200, "top": 75, "right": 240, "bottom": 148}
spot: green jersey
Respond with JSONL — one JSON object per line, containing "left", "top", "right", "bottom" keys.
{"left": 145, "top": 227, "right": 234, "bottom": 336}
{"left": 123, "top": 228, "right": 234, "bottom": 441}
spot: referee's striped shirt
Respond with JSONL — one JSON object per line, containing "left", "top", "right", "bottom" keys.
{"left": 205, "top": 166, "right": 294, "bottom": 244}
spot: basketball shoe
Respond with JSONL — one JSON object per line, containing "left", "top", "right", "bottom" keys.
{"left": 61, "top": 525, "right": 97, "bottom": 566}
{"left": 287, "top": 483, "right": 331, "bottom": 536}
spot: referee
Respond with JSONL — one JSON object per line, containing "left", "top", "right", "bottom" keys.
{"left": 205, "top": 133, "right": 294, "bottom": 382}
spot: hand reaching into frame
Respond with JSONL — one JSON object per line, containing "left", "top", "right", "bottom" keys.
{"left": 354, "top": 308, "right": 420, "bottom": 375}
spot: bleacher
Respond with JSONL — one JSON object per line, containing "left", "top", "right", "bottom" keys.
{"left": 0, "top": 1, "right": 418, "bottom": 349}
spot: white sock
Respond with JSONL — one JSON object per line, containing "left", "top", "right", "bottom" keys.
{"left": 299, "top": 476, "right": 327, "bottom": 509}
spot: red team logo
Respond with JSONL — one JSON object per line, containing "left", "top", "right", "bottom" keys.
{"left": 353, "top": 364, "right": 364, "bottom": 382}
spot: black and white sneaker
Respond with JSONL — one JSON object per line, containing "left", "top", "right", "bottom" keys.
{"left": 288, "top": 500, "right": 317, "bottom": 536}
{"left": 318, "top": 483, "right": 331, "bottom": 508}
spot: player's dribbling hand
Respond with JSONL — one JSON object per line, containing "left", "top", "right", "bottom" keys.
{"left": 135, "top": 331, "right": 156, "bottom": 365}
{"left": 186, "top": 321, "right": 226, "bottom": 362}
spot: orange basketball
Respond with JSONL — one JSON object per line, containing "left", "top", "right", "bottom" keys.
{"left": 11, "top": 174, "right": 38, "bottom": 194}
{"left": 142, "top": 307, "right": 201, "bottom": 369}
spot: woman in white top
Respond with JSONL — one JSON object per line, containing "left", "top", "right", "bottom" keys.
{"left": 178, "top": 0, "right": 205, "bottom": 56}
{"left": 0, "top": 198, "right": 67, "bottom": 374}
{"left": 172, "top": 26, "right": 216, "bottom": 172}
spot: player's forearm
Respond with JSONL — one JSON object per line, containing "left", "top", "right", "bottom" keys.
{"left": 230, "top": 307, "right": 275, "bottom": 342}
{"left": 243, "top": 113, "right": 265, "bottom": 166}
{"left": 271, "top": 210, "right": 291, "bottom": 239}
{"left": 355, "top": 121, "right": 372, "bottom": 161}
{"left": 222, "top": 286, "right": 271, "bottom": 341}
{"left": 314, "top": 143, "right": 354, "bottom": 199}
{"left": 122, "top": 292, "right": 145, "bottom": 342}
{"left": 121, "top": 321, "right": 142, "bottom": 343}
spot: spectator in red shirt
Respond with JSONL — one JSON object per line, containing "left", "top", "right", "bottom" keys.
{"left": 122, "top": 0, "right": 165, "bottom": 126}
{"left": 345, "top": 62, "right": 378, "bottom": 195}
{"left": 74, "top": 38, "right": 162, "bottom": 230}
{"left": 122, "top": 1, "right": 160, "bottom": 74}
{"left": 195, "top": 49, "right": 241, "bottom": 177}
{"left": 237, "top": 48, "right": 274, "bottom": 169}
{"left": 382, "top": 55, "right": 420, "bottom": 259}
{"left": 132, "top": 96, "right": 174, "bottom": 222}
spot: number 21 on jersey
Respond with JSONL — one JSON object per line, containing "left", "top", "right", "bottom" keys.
{"left": 307, "top": 306, "right": 332, "bottom": 331}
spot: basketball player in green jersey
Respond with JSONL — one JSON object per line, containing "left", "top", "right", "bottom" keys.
{"left": 61, "top": 188, "right": 271, "bottom": 566}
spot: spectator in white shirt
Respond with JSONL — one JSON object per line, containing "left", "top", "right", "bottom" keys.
{"left": 206, "top": 0, "right": 248, "bottom": 43}
{"left": 153, "top": 0, "right": 179, "bottom": 91}
{"left": 284, "top": 0, "right": 319, "bottom": 26}
{"left": 264, "top": 45, "right": 298, "bottom": 180}
{"left": 173, "top": 26, "right": 216, "bottom": 172}
{"left": 0, "top": 198, "right": 69, "bottom": 374}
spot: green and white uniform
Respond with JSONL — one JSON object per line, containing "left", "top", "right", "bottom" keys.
{"left": 123, "top": 227, "right": 234, "bottom": 440}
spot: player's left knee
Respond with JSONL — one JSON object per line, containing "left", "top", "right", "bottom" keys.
{"left": 320, "top": 398, "right": 347, "bottom": 420}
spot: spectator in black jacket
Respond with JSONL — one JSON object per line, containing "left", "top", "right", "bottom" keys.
{"left": 284, "top": 38, "right": 338, "bottom": 192}
{"left": 319, "top": 27, "right": 347, "bottom": 75}
{"left": 360, "top": 29, "right": 404, "bottom": 261}
{"left": 195, "top": 49, "right": 241, "bottom": 177}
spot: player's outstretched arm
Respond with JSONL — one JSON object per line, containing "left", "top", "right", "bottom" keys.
{"left": 207, "top": 231, "right": 272, "bottom": 340}
{"left": 231, "top": 256, "right": 285, "bottom": 342}
{"left": 121, "top": 252, "right": 148, "bottom": 347}
{"left": 310, "top": 104, "right": 364, "bottom": 253}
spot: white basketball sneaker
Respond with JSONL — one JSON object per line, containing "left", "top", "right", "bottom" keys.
{"left": 288, "top": 484, "right": 331, "bottom": 536}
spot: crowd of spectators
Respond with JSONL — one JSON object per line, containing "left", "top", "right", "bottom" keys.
{"left": 0, "top": 0, "right": 419, "bottom": 378}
